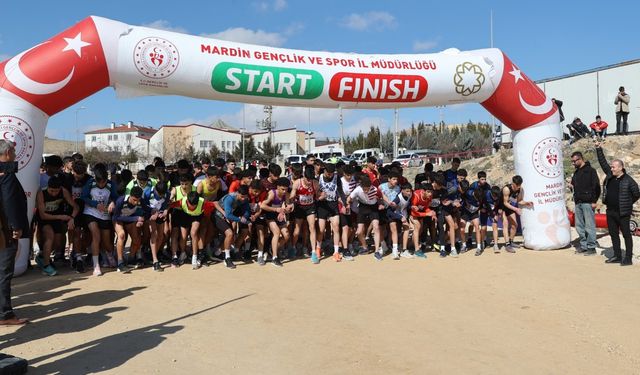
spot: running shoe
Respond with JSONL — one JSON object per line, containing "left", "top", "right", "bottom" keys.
{"left": 511, "top": 242, "right": 522, "bottom": 249}
{"left": 475, "top": 248, "right": 483, "bottom": 256}
{"left": 192, "top": 257, "right": 201, "bottom": 270}
{"left": 381, "top": 241, "right": 389, "bottom": 253}
{"left": 74, "top": 257, "right": 85, "bottom": 273}
{"left": 400, "top": 250, "right": 414, "bottom": 259}
{"left": 171, "top": 257, "right": 180, "bottom": 268}
{"left": 302, "top": 247, "right": 310, "bottom": 258}
{"left": 311, "top": 251, "right": 320, "bottom": 264}
{"left": 35, "top": 255, "right": 45, "bottom": 269}
{"left": 392, "top": 252, "right": 400, "bottom": 260}
{"left": 42, "top": 264, "right": 57, "bottom": 276}
{"left": 342, "top": 252, "right": 355, "bottom": 261}
{"left": 505, "top": 244, "right": 516, "bottom": 253}
{"left": 258, "top": 256, "right": 266, "bottom": 266}
{"left": 243, "top": 250, "right": 253, "bottom": 263}
{"left": 225, "top": 258, "right": 236, "bottom": 269}
{"left": 415, "top": 250, "right": 427, "bottom": 259}
{"left": 358, "top": 246, "right": 369, "bottom": 255}
{"left": 153, "top": 262, "right": 163, "bottom": 272}
{"left": 117, "top": 263, "right": 131, "bottom": 273}
{"left": 460, "top": 243, "right": 468, "bottom": 254}
{"left": 450, "top": 248, "right": 459, "bottom": 258}
{"left": 466, "top": 238, "right": 474, "bottom": 250}
{"left": 134, "top": 259, "right": 145, "bottom": 269}
{"left": 178, "top": 251, "right": 187, "bottom": 265}
{"left": 333, "top": 252, "right": 343, "bottom": 262}
{"left": 272, "top": 258, "right": 283, "bottom": 268}
{"left": 93, "top": 266, "right": 103, "bottom": 277}
{"left": 287, "top": 246, "right": 297, "bottom": 259}
{"left": 373, "top": 252, "right": 383, "bottom": 261}
{"left": 494, "top": 244, "right": 501, "bottom": 253}
{"left": 198, "top": 253, "right": 208, "bottom": 267}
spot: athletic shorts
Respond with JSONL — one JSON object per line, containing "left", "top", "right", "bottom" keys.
{"left": 357, "top": 203, "right": 379, "bottom": 224}
{"left": 378, "top": 209, "right": 388, "bottom": 224}
{"left": 253, "top": 216, "right": 267, "bottom": 227}
{"left": 442, "top": 205, "right": 458, "bottom": 217}
{"left": 84, "top": 214, "right": 112, "bottom": 230}
{"left": 214, "top": 214, "right": 233, "bottom": 233}
{"left": 339, "top": 213, "right": 355, "bottom": 227}
{"left": 39, "top": 219, "right": 67, "bottom": 234}
{"left": 294, "top": 204, "right": 316, "bottom": 219}
{"left": 461, "top": 209, "right": 479, "bottom": 222}
{"left": 317, "top": 201, "right": 339, "bottom": 219}
{"left": 74, "top": 214, "right": 87, "bottom": 229}
{"left": 177, "top": 213, "right": 202, "bottom": 229}
{"left": 171, "top": 209, "right": 184, "bottom": 229}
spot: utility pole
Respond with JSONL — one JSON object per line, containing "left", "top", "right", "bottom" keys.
{"left": 75, "top": 106, "right": 86, "bottom": 153}
{"left": 393, "top": 108, "right": 399, "bottom": 158}
{"left": 339, "top": 106, "right": 344, "bottom": 147}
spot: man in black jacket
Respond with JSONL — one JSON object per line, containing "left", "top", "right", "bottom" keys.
{"left": 569, "top": 152, "right": 601, "bottom": 255}
{"left": 0, "top": 140, "right": 30, "bottom": 325}
{"left": 596, "top": 142, "right": 640, "bottom": 265}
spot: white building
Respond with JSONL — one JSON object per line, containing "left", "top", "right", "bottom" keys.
{"left": 500, "top": 59, "right": 639, "bottom": 143}
{"left": 148, "top": 123, "right": 242, "bottom": 161}
{"left": 251, "top": 128, "right": 313, "bottom": 156}
{"left": 85, "top": 121, "right": 157, "bottom": 156}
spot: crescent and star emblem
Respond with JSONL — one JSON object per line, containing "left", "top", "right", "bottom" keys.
{"left": 3, "top": 33, "right": 90, "bottom": 95}
{"left": 509, "top": 66, "right": 553, "bottom": 115}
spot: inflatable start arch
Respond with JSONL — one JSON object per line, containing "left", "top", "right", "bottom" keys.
{"left": 0, "top": 16, "right": 570, "bottom": 275}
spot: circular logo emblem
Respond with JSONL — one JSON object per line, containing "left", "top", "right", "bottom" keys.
{"left": 133, "top": 37, "right": 179, "bottom": 79}
{"left": 0, "top": 115, "right": 35, "bottom": 170}
{"left": 453, "top": 62, "right": 485, "bottom": 96}
{"left": 532, "top": 137, "right": 562, "bottom": 178}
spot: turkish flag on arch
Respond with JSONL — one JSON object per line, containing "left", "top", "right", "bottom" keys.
{"left": 0, "top": 17, "right": 110, "bottom": 116}
{"left": 481, "top": 53, "right": 558, "bottom": 131}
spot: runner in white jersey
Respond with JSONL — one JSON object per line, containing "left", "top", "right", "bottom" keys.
{"left": 317, "top": 164, "right": 347, "bottom": 262}
{"left": 81, "top": 168, "right": 118, "bottom": 277}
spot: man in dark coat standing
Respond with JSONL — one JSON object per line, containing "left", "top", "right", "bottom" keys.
{"left": 0, "top": 140, "right": 30, "bottom": 325}
{"left": 596, "top": 141, "right": 640, "bottom": 265}
{"left": 568, "top": 151, "right": 601, "bottom": 255}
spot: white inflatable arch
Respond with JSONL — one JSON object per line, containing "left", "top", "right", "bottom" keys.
{"left": 0, "top": 16, "right": 569, "bottom": 275}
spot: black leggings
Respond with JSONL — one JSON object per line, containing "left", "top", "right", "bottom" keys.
{"left": 606, "top": 210, "right": 633, "bottom": 259}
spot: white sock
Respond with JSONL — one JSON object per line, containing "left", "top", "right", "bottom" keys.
{"left": 334, "top": 245, "right": 340, "bottom": 254}
{"left": 192, "top": 255, "right": 197, "bottom": 263}
{"left": 92, "top": 255, "right": 99, "bottom": 267}
{"left": 258, "top": 251, "right": 263, "bottom": 259}
{"left": 316, "top": 241, "right": 322, "bottom": 249}
{"left": 377, "top": 248, "right": 383, "bottom": 254}
{"left": 224, "top": 249, "right": 231, "bottom": 259}
{"left": 392, "top": 244, "right": 398, "bottom": 253}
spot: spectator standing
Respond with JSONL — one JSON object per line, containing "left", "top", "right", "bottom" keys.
{"left": 589, "top": 115, "right": 608, "bottom": 140}
{"left": 614, "top": 86, "right": 630, "bottom": 135}
{"left": 0, "top": 140, "right": 30, "bottom": 325}
{"left": 568, "top": 152, "right": 601, "bottom": 255}
{"left": 595, "top": 142, "right": 640, "bottom": 265}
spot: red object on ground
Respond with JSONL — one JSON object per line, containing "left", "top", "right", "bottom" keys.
{"left": 567, "top": 209, "right": 608, "bottom": 228}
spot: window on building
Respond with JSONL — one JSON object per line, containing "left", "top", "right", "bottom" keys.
{"left": 91, "top": 136, "right": 96, "bottom": 141}
{"left": 108, "top": 135, "right": 112, "bottom": 141}
{"left": 232, "top": 141, "right": 236, "bottom": 150}
{"left": 126, "top": 134, "right": 132, "bottom": 141}
{"left": 281, "top": 143, "right": 290, "bottom": 151}
{"left": 227, "top": 141, "right": 231, "bottom": 150}
{"left": 113, "top": 134, "right": 118, "bottom": 141}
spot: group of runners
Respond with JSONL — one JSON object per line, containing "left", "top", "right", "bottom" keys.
{"left": 33, "top": 153, "right": 533, "bottom": 276}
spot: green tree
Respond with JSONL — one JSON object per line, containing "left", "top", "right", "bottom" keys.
{"left": 121, "top": 150, "right": 139, "bottom": 168}
{"left": 233, "top": 135, "right": 260, "bottom": 162}
{"left": 208, "top": 144, "right": 222, "bottom": 160}
{"left": 259, "top": 137, "right": 281, "bottom": 162}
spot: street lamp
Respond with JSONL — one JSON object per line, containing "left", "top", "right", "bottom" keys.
{"left": 75, "top": 106, "right": 87, "bottom": 153}
{"left": 241, "top": 128, "right": 246, "bottom": 169}
{"left": 306, "top": 131, "right": 313, "bottom": 153}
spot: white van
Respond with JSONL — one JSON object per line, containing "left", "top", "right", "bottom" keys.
{"left": 350, "top": 148, "right": 381, "bottom": 165}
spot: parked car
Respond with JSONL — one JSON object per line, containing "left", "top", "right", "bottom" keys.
{"left": 285, "top": 155, "right": 305, "bottom": 167}
{"left": 392, "top": 153, "right": 423, "bottom": 167}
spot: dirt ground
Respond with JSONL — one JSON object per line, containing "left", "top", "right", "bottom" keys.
{"left": 1, "top": 229, "right": 639, "bottom": 374}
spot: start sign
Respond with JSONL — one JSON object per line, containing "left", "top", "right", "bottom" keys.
{"left": 212, "top": 62, "right": 323, "bottom": 99}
